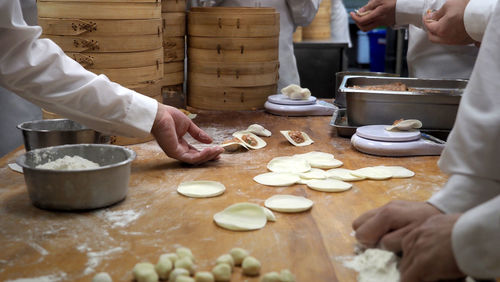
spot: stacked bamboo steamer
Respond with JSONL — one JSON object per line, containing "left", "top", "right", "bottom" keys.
{"left": 293, "top": 26, "right": 303, "bottom": 43}
{"left": 161, "top": 0, "right": 186, "bottom": 104}
{"left": 303, "top": 0, "right": 331, "bottom": 40}
{"left": 187, "top": 7, "right": 280, "bottom": 111}
{"left": 37, "top": 0, "right": 162, "bottom": 145}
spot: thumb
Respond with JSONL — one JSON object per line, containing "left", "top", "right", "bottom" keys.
{"left": 360, "top": 0, "right": 379, "bottom": 13}
{"left": 424, "top": 5, "right": 446, "bottom": 22}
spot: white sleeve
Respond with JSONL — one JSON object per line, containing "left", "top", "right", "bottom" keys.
{"left": 285, "top": 0, "right": 320, "bottom": 26}
{"left": 395, "top": 0, "right": 426, "bottom": 28}
{"left": 452, "top": 195, "right": 500, "bottom": 278}
{"left": 464, "top": 0, "right": 498, "bottom": 42}
{"left": 0, "top": 0, "right": 157, "bottom": 138}
{"left": 428, "top": 174, "right": 500, "bottom": 213}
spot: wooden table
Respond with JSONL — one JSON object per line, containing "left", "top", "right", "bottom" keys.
{"left": 0, "top": 110, "right": 448, "bottom": 282}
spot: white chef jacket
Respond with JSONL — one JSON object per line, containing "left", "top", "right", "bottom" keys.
{"left": 426, "top": 3, "right": 500, "bottom": 279}
{"left": 330, "top": 0, "right": 352, "bottom": 47}
{"left": 190, "top": 0, "right": 320, "bottom": 91}
{"left": 395, "top": 0, "right": 479, "bottom": 79}
{"left": 0, "top": 0, "right": 158, "bottom": 138}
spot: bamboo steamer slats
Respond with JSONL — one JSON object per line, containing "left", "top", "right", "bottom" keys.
{"left": 303, "top": 0, "right": 331, "bottom": 40}
{"left": 188, "top": 84, "right": 277, "bottom": 111}
{"left": 66, "top": 48, "right": 162, "bottom": 69}
{"left": 38, "top": 18, "right": 161, "bottom": 36}
{"left": 44, "top": 34, "right": 161, "bottom": 52}
{"left": 187, "top": 7, "right": 279, "bottom": 110}
{"left": 161, "top": 0, "right": 186, "bottom": 12}
{"left": 88, "top": 64, "right": 163, "bottom": 85}
{"left": 37, "top": 2, "right": 161, "bottom": 20}
{"left": 162, "top": 13, "right": 186, "bottom": 37}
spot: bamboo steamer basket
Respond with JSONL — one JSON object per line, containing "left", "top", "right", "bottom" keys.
{"left": 293, "top": 26, "right": 303, "bottom": 42}
{"left": 188, "top": 61, "right": 279, "bottom": 87}
{"left": 162, "top": 13, "right": 186, "bottom": 37}
{"left": 303, "top": 0, "right": 331, "bottom": 40}
{"left": 38, "top": 18, "right": 161, "bottom": 36}
{"left": 43, "top": 34, "right": 161, "bottom": 52}
{"left": 88, "top": 63, "right": 163, "bottom": 85}
{"left": 188, "top": 84, "right": 277, "bottom": 111}
{"left": 163, "top": 61, "right": 184, "bottom": 86}
{"left": 37, "top": 0, "right": 161, "bottom": 20}
{"left": 162, "top": 0, "right": 186, "bottom": 13}
{"left": 164, "top": 37, "right": 185, "bottom": 62}
{"left": 66, "top": 48, "right": 162, "bottom": 69}
{"left": 128, "top": 80, "right": 163, "bottom": 97}
{"left": 188, "top": 7, "right": 279, "bottom": 38}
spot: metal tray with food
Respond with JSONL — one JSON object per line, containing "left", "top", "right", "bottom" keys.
{"left": 330, "top": 108, "right": 451, "bottom": 140}
{"left": 339, "top": 76, "right": 467, "bottom": 130}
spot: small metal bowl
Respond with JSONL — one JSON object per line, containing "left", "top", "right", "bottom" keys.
{"left": 17, "top": 119, "right": 109, "bottom": 151}
{"left": 16, "top": 144, "right": 136, "bottom": 211}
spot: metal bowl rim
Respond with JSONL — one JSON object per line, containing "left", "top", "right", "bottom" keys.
{"left": 16, "top": 119, "right": 94, "bottom": 133}
{"left": 15, "top": 144, "right": 136, "bottom": 172}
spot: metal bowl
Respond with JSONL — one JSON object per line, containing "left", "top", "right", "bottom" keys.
{"left": 17, "top": 119, "right": 109, "bottom": 151}
{"left": 16, "top": 144, "right": 136, "bottom": 211}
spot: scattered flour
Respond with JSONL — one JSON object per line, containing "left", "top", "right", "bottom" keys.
{"left": 5, "top": 272, "right": 68, "bottom": 282}
{"left": 343, "top": 249, "right": 400, "bottom": 282}
{"left": 98, "top": 209, "right": 142, "bottom": 228}
{"left": 83, "top": 247, "right": 124, "bottom": 275}
{"left": 36, "top": 155, "right": 99, "bottom": 170}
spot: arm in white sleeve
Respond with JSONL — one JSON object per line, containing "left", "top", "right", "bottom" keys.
{"left": 428, "top": 174, "right": 500, "bottom": 213}
{"left": 0, "top": 0, "right": 158, "bottom": 138}
{"left": 285, "top": 0, "right": 320, "bottom": 26}
{"left": 395, "top": 0, "right": 426, "bottom": 28}
{"left": 452, "top": 195, "right": 500, "bottom": 278}
{"left": 464, "top": 0, "right": 498, "bottom": 42}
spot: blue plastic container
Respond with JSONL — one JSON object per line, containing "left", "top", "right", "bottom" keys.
{"left": 357, "top": 30, "right": 370, "bottom": 64}
{"left": 367, "top": 28, "right": 387, "bottom": 72}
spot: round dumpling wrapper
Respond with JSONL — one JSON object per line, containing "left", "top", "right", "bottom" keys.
{"left": 177, "top": 181, "right": 226, "bottom": 198}
{"left": 264, "top": 195, "right": 313, "bottom": 213}
{"left": 213, "top": 203, "right": 267, "bottom": 231}
{"left": 306, "top": 179, "right": 352, "bottom": 192}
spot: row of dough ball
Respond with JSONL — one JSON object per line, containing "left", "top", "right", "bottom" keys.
{"left": 92, "top": 247, "right": 295, "bottom": 282}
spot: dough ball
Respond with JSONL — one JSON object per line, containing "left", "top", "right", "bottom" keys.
{"left": 169, "top": 268, "right": 190, "bottom": 282}
{"left": 176, "top": 276, "right": 195, "bottom": 282}
{"left": 132, "top": 262, "right": 159, "bottom": 282}
{"left": 215, "top": 254, "right": 235, "bottom": 270}
{"left": 212, "top": 263, "right": 231, "bottom": 281}
{"left": 229, "top": 248, "right": 249, "bottom": 266}
{"left": 175, "top": 257, "right": 196, "bottom": 275}
{"left": 260, "top": 272, "right": 280, "bottom": 282}
{"left": 177, "top": 247, "right": 195, "bottom": 261}
{"left": 194, "top": 271, "right": 215, "bottom": 282}
{"left": 281, "top": 84, "right": 311, "bottom": 100}
{"left": 92, "top": 272, "right": 112, "bottom": 282}
{"left": 155, "top": 256, "right": 173, "bottom": 280}
{"left": 159, "top": 252, "right": 179, "bottom": 264}
{"left": 279, "top": 269, "right": 296, "bottom": 282}
{"left": 242, "top": 256, "right": 261, "bottom": 276}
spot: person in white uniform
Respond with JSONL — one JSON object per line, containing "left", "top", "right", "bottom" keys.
{"left": 0, "top": 0, "right": 223, "bottom": 165}
{"left": 330, "top": 0, "right": 352, "bottom": 47}
{"left": 351, "top": 0, "right": 479, "bottom": 79}
{"left": 190, "top": 0, "right": 320, "bottom": 91}
{"left": 352, "top": 2, "right": 500, "bottom": 280}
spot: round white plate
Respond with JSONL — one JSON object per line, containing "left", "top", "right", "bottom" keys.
{"left": 267, "top": 94, "right": 317, "bottom": 105}
{"left": 356, "top": 125, "right": 421, "bottom": 142}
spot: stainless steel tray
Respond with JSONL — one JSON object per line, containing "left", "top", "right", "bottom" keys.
{"left": 330, "top": 108, "right": 451, "bottom": 140}
{"left": 339, "top": 76, "right": 468, "bottom": 130}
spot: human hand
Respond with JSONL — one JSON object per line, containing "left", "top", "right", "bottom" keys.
{"left": 352, "top": 200, "right": 442, "bottom": 252}
{"left": 400, "top": 214, "right": 465, "bottom": 281}
{"left": 349, "top": 0, "right": 396, "bottom": 32}
{"left": 423, "top": 0, "right": 475, "bottom": 45}
{"left": 151, "top": 103, "right": 224, "bottom": 165}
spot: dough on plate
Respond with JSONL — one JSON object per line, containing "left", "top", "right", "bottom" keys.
{"left": 264, "top": 195, "right": 313, "bottom": 213}
{"left": 267, "top": 156, "right": 311, "bottom": 173}
{"left": 375, "top": 166, "right": 415, "bottom": 178}
{"left": 294, "top": 151, "right": 343, "bottom": 169}
{"left": 351, "top": 167, "right": 393, "bottom": 180}
{"left": 281, "top": 84, "right": 311, "bottom": 100}
{"left": 232, "top": 131, "right": 267, "bottom": 150}
{"left": 177, "top": 181, "right": 226, "bottom": 198}
{"left": 280, "top": 130, "right": 314, "bottom": 146}
{"left": 213, "top": 203, "right": 267, "bottom": 231}
{"left": 325, "top": 168, "right": 366, "bottom": 181}
{"left": 306, "top": 179, "right": 352, "bottom": 192}
{"left": 253, "top": 172, "right": 300, "bottom": 186}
